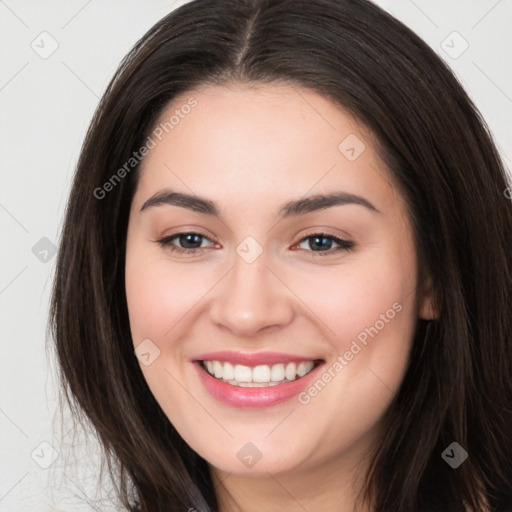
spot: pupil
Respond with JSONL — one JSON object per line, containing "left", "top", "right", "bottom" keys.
{"left": 181, "top": 234, "right": 201, "bottom": 248}
{"left": 311, "top": 236, "right": 331, "bottom": 251}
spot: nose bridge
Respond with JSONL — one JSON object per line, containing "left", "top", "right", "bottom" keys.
{"left": 209, "top": 243, "right": 293, "bottom": 336}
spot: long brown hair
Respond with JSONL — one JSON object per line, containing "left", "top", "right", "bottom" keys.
{"left": 49, "top": 0, "right": 512, "bottom": 510}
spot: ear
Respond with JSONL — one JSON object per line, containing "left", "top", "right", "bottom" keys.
{"left": 418, "top": 273, "right": 439, "bottom": 320}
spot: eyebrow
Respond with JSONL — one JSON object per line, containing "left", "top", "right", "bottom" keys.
{"left": 140, "top": 188, "right": 380, "bottom": 217}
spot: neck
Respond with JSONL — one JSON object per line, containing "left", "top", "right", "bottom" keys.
{"left": 210, "top": 445, "right": 375, "bottom": 512}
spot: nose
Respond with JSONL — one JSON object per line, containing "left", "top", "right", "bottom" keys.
{"left": 209, "top": 252, "right": 295, "bottom": 338}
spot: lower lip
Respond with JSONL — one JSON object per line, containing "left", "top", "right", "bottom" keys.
{"left": 194, "top": 362, "right": 323, "bottom": 409}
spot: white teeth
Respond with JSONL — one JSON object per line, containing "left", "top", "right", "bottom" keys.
{"left": 223, "top": 362, "right": 234, "bottom": 380}
{"left": 271, "top": 363, "right": 285, "bottom": 381}
{"left": 234, "top": 364, "right": 252, "bottom": 383}
{"left": 298, "top": 361, "right": 314, "bottom": 377}
{"left": 202, "top": 360, "right": 317, "bottom": 386}
{"left": 213, "top": 360, "right": 223, "bottom": 379}
{"left": 253, "top": 365, "right": 271, "bottom": 383}
{"left": 285, "top": 362, "right": 297, "bottom": 381}
{"left": 236, "top": 381, "right": 282, "bottom": 387}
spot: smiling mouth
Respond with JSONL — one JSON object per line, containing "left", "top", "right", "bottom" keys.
{"left": 200, "top": 359, "right": 323, "bottom": 387}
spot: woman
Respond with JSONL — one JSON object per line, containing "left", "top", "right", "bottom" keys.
{"left": 49, "top": 0, "right": 512, "bottom": 510}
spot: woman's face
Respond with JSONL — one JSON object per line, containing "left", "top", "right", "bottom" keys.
{"left": 125, "top": 82, "right": 436, "bottom": 478}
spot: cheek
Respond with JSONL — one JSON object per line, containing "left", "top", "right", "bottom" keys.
{"left": 286, "top": 251, "right": 416, "bottom": 349}
{"left": 279, "top": 255, "right": 417, "bottom": 454}
{"left": 124, "top": 247, "right": 203, "bottom": 415}
{"left": 125, "top": 248, "right": 209, "bottom": 345}
{"left": 125, "top": 259, "right": 170, "bottom": 344}
{"left": 283, "top": 243, "right": 418, "bottom": 409}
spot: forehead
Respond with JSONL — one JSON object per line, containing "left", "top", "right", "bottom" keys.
{"left": 134, "top": 82, "right": 401, "bottom": 216}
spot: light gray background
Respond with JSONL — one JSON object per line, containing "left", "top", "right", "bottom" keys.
{"left": 1, "top": 0, "right": 511, "bottom": 510}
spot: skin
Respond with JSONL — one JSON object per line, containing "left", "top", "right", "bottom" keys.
{"left": 125, "top": 82, "right": 437, "bottom": 511}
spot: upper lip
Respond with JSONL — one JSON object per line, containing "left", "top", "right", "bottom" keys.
{"left": 192, "top": 351, "right": 323, "bottom": 367}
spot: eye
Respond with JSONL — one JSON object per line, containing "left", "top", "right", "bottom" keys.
{"left": 295, "top": 232, "right": 354, "bottom": 257}
{"left": 155, "top": 231, "right": 355, "bottom": 257}
{"left": 155, "top": 232, "right": 216, "bottom": 255}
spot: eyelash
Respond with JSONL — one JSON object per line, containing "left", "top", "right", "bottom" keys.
{"left": 154, "top": 231, "right": 355, "bottom": 257}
